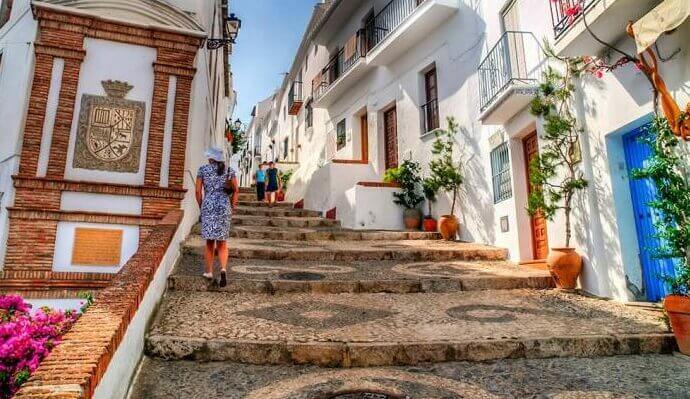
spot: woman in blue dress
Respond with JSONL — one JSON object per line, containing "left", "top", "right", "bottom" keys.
{"left": 195, "top": 147, "right": 238, "bottom": 287}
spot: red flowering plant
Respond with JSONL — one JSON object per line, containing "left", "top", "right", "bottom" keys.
{"left": 0, "top": 294, "right": 90, "bottom": 398}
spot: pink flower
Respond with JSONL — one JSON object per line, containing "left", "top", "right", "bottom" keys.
{"left": 0, "top": 295, "right": 82, "bottom": 398}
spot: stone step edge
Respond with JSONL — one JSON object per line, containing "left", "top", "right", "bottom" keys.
{"left": 188, "top": 232, "right": 442, "bottom": 241}
{"left": 145, "top": 333, "right": 676, "bottom": 367}
{"left": 182, "top": 246, "right": 509, "bottom": 262}
{"left": 167, "top": 275, "right": 555, "bottom": 293}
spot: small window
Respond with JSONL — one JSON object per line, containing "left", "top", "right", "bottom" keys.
{"left": 490, "top": 142, "right": 512, "bottom": 203}
{"left": 336, "top": 119, "right": 346, "bottom": 151}
{"left": 305, "top": 100, "right": 313, "bottom": 128}
{"left": 283, "top": 137, "right": 289, "bottom": 159}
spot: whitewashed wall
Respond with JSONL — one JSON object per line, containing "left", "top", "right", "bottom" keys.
{"left": 265, "top": 0, "right": 690, "bottom": 302}
{"left": 0, "top": 0, "right": 37, "bottom": 270}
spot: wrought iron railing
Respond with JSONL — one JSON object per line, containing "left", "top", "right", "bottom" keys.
{"left": 421, "top": 98, "right": 439, "bottom": 133}
{"left": 549, "top": 0, "right": 596, "bottom": 39}
{"left": 314, "top": 30, "right": 367, "bottom": 100}
{"left": 288, "top": 81, "right": 303, "bottom": 110}
{"left": 365, "top": 0, "right": 426, "bottom": 51}
{"left": 478, "top": 31, "right": 545, "bottom": 112}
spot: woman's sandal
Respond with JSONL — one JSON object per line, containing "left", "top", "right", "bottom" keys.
{"left": 203, "top": 272, "right": 213, "bottom": 280}
{"left": 219, "top": 270, "right": 227, "bottom": 288}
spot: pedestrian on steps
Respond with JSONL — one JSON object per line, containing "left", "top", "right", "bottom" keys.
{"left": 255, "top": 162, "right": 266, "bottom": 202}
{"left": 265, "top": 161, "right": 281, "bottom": 207}
{"left": 195, "top": 147, "right": 238, "bottom": 288}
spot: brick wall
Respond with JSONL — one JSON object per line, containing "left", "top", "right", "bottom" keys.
{"left": 2, "top": 5, "right": 203, "bottom": 290}
{"left": 14, "top": 210, "right": 183, "bottom": 399}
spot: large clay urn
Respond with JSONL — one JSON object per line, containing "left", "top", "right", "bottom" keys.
{"left": 546, "top": 247, "right": 582, "bottom": 290}
{"left": 403, "top": 208, "right": 422, "bottom": 230}
{"left": 438, "top": 215, "right": 459, "bottom": 241}
{"left": 664, "top": 295, "right": 690, "bottom": 355}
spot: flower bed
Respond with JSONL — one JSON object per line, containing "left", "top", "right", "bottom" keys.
{"left": 0, "top": 295, "right": 87, "bottom": 398}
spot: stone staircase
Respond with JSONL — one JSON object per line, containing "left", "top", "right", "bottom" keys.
{"left": 130, "top": 187, "right": 683, "bottom": 398}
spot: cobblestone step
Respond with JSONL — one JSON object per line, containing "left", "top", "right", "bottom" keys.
{"left": 145, "top": 289, "right": 675, "bottom": 367}
{"left": 230, "top": 226, "right": 441, "bottom": 241}
{"left": 231, "top": 215, "right": 341, "bottom": 228}
{"left": 184, "top": 238, "right": 508, "bottom": 261}
{"left": 130, "top": 354, "right": 690, "bottom": 399}
{"left": 234, "top": 207, "right": 322, "bottom": 218}
{"left": 238, "top": 201, "right": 294, "bottom": 208}
{"left": 168, "top": 256, "right": 554, "bottom": 294}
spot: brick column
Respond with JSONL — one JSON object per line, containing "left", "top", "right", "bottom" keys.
{"left": 46, "top": 56, "right": 83, "bottom": 178}
{"left": 144, "top": 70, "right": 171, "bottom": 186}
{"left": 168, "top": 76, "right": 193, "bottom": 189}
{"left": 18, "top": 52, "right": 54, "bottom": 177}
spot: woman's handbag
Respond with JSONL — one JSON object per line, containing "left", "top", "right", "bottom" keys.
{"left": 223, "top": 168, "right": 235, "bottom": 196}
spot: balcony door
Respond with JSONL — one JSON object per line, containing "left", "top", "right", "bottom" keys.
{"left": 502, "top": 1, "right": 527, "bottom": 80}
{"left": 424, "top": 67, "right": 439, "bottom": 131}
{"left": 384, "top": 107, "right": 398, "bottom": 170}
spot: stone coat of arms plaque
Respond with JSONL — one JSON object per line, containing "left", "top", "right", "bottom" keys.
{"left": 73, "top": 80, "right": 146, "bottom": 173}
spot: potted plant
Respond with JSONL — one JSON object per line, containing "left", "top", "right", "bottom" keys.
{"left": 632, "top": 117, "right": 690, "bottom": 355}
{"left": 429, "top": 118, "right": 464, "bottom": 240}
{"left": 527, "top": 60, "right": 589, "bottom": 290}
{"left": 384, "top": 160, "right": 424, "bottom": 230}
{"left": 277, "top": 169, "right": 293, "bottom": 202}
{"left": 422, "top": 177, "right": 439, "bottom": 232}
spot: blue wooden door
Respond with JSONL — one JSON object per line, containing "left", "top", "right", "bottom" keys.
{"left": 623, "top": 126, "right": 676, "bottom": 301}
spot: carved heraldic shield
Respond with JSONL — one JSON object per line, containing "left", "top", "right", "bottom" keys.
{"left": 73, "top": 80, "right": 146, "bottom": 172}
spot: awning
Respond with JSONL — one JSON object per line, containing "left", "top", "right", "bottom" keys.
{"left": 632, "top": 0, "right": 690, "bottom": 53}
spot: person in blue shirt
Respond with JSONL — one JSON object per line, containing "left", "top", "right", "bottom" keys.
{"left": 255, "top": 162, "right": 266, "bottom": 202}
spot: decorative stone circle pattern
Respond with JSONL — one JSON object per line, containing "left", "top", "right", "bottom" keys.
{"left": 236, "top": 300, "right": 395, "bottom": 330}
{"left": 392, "top": 261, "right": 489, "bottom": 278}
{"left": 73, "top": 80, "right": 146, "bottom": 172}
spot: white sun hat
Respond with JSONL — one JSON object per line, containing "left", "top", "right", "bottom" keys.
{"left": 204, "top": 147, "right": 224, "bottom": 162}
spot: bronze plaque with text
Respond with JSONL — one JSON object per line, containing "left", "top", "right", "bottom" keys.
{"left": 71, "top": 228, "right": 123, "bottom": 266}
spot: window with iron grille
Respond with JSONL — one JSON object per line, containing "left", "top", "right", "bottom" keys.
{"left": 283, "top": 137, "right": 289, "bottom": 159}
{"left": 336, "top": 119, "right": 346, "bottom": 150}
{"left": 490, "top": 142, "right": 512, "bottom": 203}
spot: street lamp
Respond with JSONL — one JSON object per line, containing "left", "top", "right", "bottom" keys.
{"left": 233, "top": 118, "right": 242, "bottom": 132}
{"left": 207, "top": 13, "right": 242, "bottom": 50}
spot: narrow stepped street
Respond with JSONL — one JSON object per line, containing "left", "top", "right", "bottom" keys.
{"left": 130, "top": 188, "right": 690, "bottom": 398}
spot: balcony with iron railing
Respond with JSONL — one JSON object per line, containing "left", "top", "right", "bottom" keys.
{"left": 548, "top": 0, "right": 660, "bottom": 56}
{"left": 313, "top": 30, "right": 369, "bottom": 107}
{"left": 366, "top": 0, "right": 459, "bottom": 65}
{"left": 478, "top": 31, "right": 545, "bottom": 125}
{"left": 313, "top": 0, "right": 459, "bottom": 108}
{"left": 288, "top": 81, "right": 303, "bottom": 115}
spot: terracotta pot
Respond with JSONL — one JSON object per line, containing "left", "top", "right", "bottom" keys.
{"left": 423, "top": 217, "right": 437, "bottom": 232}
{"left": 664, "top": 295, "right": 690, "bottom": 355}
{"left": 438, "top": 215, "right": 458, "bottom": 241}
{"left": 277, "top": 191, "right": 285, "bottom": 202}
{"left": 546, "top": 247, "right": 583, "bottom": 290}
{"left": 403, "top": 208, "right": 421, "bottom": 230}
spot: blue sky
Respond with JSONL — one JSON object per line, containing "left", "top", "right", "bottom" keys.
{"left": 230, "top": 0, "right": 316, "bottom": 124}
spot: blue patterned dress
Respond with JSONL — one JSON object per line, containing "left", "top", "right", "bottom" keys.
{"left": 197, "top": 164, "right": 235, "bottom": 240}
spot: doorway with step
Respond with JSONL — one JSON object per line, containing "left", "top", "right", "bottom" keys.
{"left": 384, "top": 106, "right": 398, "bottom": 170}
{"left": 523, "top": 131, "right": 549, "bottom": 260}
{"left": 622, "top": 124, "right": 677, "bottom": 302}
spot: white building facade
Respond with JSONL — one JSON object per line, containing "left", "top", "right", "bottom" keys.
{"left": 256, "top": 0, "right": 689, "bottom": 302}
{"left": 0, "top": 0, "right": 236, "bottom": 292}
